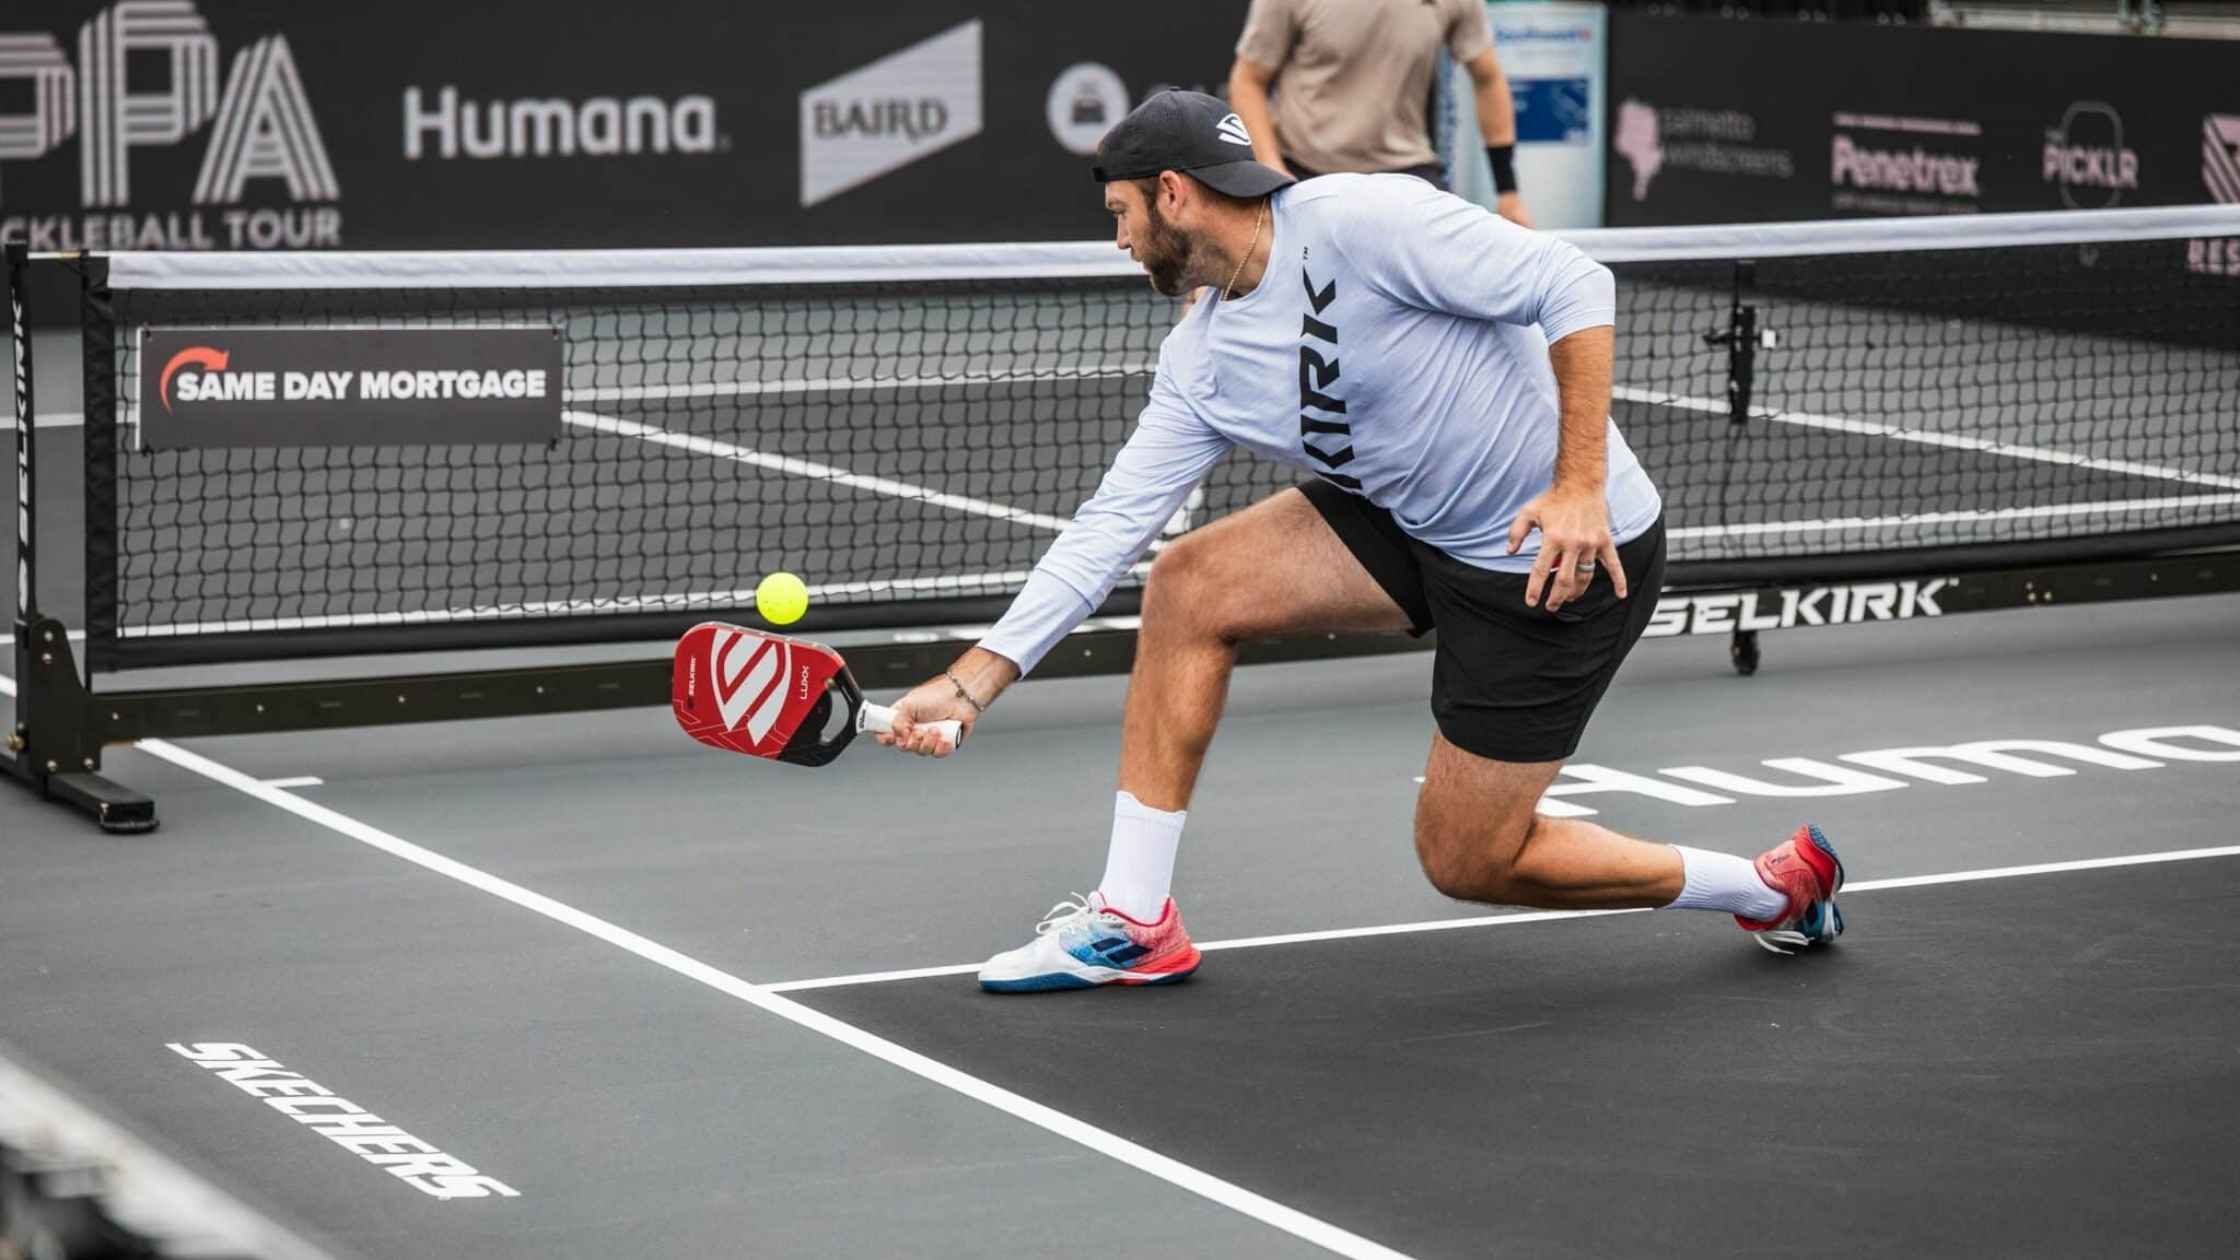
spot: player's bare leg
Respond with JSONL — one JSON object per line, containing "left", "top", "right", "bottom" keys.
{"left": 978, "top": 487, "right": 1412, "bottom": 991}
{"left": 1118, "top": 487, "right": 1410, "bottom": 812}
{"left": 1412, "top": 732, "right": 1845, "bottom": 951}
{"left": 1413, "top": 733, "right": 1682, "bottom": 907}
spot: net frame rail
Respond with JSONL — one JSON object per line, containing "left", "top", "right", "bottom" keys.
{"left": 8, "top": 205, "right": 2240, "bottom": 831}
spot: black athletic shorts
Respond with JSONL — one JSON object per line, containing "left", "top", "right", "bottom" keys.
{"left": 1299, "top": 480, "right": 1667, "bottom": 763}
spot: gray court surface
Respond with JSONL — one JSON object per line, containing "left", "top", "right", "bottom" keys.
{"left": 5, "top": 590, "right": 2238, "bottom": 1258}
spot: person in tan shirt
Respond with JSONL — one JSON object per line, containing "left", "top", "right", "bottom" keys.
{"left": 1228, "top": 0, "right": 1531, "bottom": 226}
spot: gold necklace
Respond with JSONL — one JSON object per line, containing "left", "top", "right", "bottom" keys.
{"left": 1222, "top": 203, "right": 1266, "bottom": 301}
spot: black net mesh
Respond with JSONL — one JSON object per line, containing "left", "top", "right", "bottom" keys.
{"left": 89, "top": 232, "right": 2240, "bottom": 663}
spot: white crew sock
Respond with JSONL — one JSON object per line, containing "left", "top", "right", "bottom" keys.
{"left": 1665, "top": 845, "right": 1790, "bottom": 921}
{"left": 1097, "top": 790, "right": 1186, "bottom": 922}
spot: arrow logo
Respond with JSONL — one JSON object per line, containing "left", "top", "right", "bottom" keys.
{"left": 159, "top": 345, "right": 229, "bottom": 413}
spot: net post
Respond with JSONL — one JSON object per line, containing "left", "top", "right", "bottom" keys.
{"left": 0, "top": 252, "right": 153, "bottom": 830}
{"left": 1705, "top": 258, "right": 1763, "bottom": 674}
{"left": 79, "top": 255, "right": 117, "bottom": 673}
{"left": 7, "top": 243, "right": 34, "bottom": 738}
{"left": 1720, "top": 260, "right": 1759, "bottom": 424}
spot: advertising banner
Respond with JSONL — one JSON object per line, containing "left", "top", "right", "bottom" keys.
{"left": 1449, "top": 2, "right": 1607, "bottom": 229}
{"left": 1605, "top": 14, "right": 2240, "bottom": 228}
{"left": 138, "top": 327, "right": 562, "bottom": 448}
{"left": 2, "top": 0, "right": 1250, "bottom": 253}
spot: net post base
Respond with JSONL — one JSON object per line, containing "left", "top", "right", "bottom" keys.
{"left": 2, "top": 615, "right": 159, "bottom": 834}
{"left": 44, "top": 772, "right": 157, "bottom": 834}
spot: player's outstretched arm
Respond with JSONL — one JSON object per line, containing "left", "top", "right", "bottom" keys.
{"left": 880, "top": 367, "right": 1230, "bottom": 760}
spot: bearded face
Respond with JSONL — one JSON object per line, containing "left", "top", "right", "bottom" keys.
{"left": 1132, "top": 187, "right": 1201, "bottom": 298}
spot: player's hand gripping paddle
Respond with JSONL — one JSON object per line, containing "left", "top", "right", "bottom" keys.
{"left": 672, "top": 621, "right": 963, "bottom": 767}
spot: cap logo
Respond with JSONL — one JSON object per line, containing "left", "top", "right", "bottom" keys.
{"left": 1215, "top": 113, "right": 1252, "bottom": 147}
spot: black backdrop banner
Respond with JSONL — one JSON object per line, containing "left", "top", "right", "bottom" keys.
{"left": 1, "top": 0, "right": 1249, "bottom": 251}
{"left": 1605, "top": 14, "right": 2240, "bottom": 226}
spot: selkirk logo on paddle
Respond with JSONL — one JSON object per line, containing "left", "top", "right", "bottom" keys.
{"left": 672, "top": 623, "right": 843, "bottom": 756}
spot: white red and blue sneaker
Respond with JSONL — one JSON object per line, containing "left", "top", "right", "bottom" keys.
{"left": 977, "top": 892, "right": 1202, "bottom": 993}
{"left": 1736, "top": 824, "right": 1846, "bottom": 954}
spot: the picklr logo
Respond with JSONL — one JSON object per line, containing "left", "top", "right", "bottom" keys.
{"left": 2041, "top": 102, "right": 2137, "bottom": 210}
{"left": 0, "top": 1, "right": 340, "bottom": 250}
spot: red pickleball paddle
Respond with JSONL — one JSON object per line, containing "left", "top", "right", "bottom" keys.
{"left": 672, "top": 621, "right": 961, "bottom": 767}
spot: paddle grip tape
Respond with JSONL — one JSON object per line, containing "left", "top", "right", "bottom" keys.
{"left": 856, "top": 703, "right": 965, "bottom": 749}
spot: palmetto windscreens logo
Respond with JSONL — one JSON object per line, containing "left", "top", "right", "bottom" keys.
{"left": 1612, "top": 99, "right": 1794, "bottom": 203}
{"left": 0, "top": 0, "right": 339, "bottom": 251}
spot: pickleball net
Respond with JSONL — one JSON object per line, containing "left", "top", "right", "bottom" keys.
{"left": 68, "top": 204, "right": 2240, "bottom": 668}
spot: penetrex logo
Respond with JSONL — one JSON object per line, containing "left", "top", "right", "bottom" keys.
{"left": 0, "top": 0, "right": 340, "bottom": 250}
{"left": 1831, "top": 136, "right": 1978, "bottom": 197}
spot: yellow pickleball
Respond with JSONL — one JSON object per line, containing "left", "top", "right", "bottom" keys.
{"left": 755, "top": 571, "right": 809, "bottom": 626}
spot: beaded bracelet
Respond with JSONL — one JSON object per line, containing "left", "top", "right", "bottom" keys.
{"left": 943, "top": 669, "right": 989, "bottom": 715}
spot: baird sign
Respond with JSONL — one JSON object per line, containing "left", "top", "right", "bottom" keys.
{"left": 799, "top": 21, "right": 983, "bottom": 208}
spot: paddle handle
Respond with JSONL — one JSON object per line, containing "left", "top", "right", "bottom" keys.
{"left": 856, "top": 703, "right": 964, "bottom": 749}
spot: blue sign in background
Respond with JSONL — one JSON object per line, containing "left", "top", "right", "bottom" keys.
{"left": 1513, "top": 78, "right": 1591, "bottom": 146}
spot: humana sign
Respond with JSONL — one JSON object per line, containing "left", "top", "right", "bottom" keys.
{"left": 403, "top": 88, "right": 719, "bottom": 160}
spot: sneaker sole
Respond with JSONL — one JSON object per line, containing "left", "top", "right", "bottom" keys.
{"left": 1801, "top": 824, "right": 1847, "bottom": 895}
{"left": 979, "top": 958, "right": 1201, "bottom": 994}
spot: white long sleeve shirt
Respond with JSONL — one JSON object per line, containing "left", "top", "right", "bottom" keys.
{"left": 980, "top": 173, "right": 1664, "bottom": 674}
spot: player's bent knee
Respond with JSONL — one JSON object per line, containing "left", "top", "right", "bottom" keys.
{"left": 1413, "top": 812, "right": 1533, "bottom": 903}
{"left": 1144, "top": 535, "right": 1245, "bottom": 639}
{"left": 1144, "top": 535, "right": 1207, "bottom": 605}
{"left": 1414, "top": 827, "right": 1508, "bottom": 902}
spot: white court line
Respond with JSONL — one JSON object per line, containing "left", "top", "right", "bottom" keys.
{"left": 1667, "top": 492, "right": 2240, "bottom": 541}
{"left": 0, "top": 412, "right": 86, "bottom": 430}
{"left": 260, "top": 776, "right": 324, "bottom": 790}
{"left": 564, "top": 408, "right": 1076, "bottom": 532}
{"left": 1, "top": 698, "right": 1406, "bottom": 1260}
{"left": 567, "top": 361, "right": 1153, "bottom": 405}
{"left": 761, "top": 843, "right": 2240, "bottom": 993}
{"left": 1613, "top": 385, "right": 2240, "bottom": 492}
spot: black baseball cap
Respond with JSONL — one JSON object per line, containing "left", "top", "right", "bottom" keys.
{"left": 1092, "top": 90, "right": 1296, "bottom": 199}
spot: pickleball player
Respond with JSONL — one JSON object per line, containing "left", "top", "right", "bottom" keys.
{"left": 878, "top": 91, "right": 1845, "bottom": 991}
